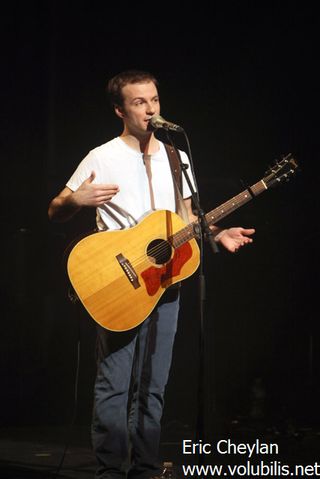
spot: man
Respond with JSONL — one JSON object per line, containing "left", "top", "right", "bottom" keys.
{"left": 48, "top": 70, "right": 255, "bottom": 479}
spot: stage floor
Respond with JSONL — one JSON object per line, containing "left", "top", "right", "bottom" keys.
{"left": 0, "top": 426, "right": 95, "bottom": 478}
{"left": 1, "top": 421, "right": 320, "bottom": 479}
{"left": 0, "top": 425, "right": 183, "bottom": 479}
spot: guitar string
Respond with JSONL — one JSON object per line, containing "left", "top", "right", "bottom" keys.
{"left": 127, "top": 226, "right": 193, "bottom": 268}
{"left": 127, "top": 189, "right": 257, "bottom": 267}
{"left": 123, "top": 170, "right": 295, "bottom": 268}
{"left": 110, "top": 166, "right": 294, "bottom": 270}
{"left": 123, "top": 193, "right": 252, "bottom": 269}
{"left": 102, "top": 165, "right": 293, "bottom": 272}
{"left": 126, "top": 214, "right": 226, "bottom": 269}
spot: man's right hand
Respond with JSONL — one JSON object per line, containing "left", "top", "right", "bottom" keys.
{"left": 48, "top": 171, "right": 119, "bottom": 222}
{"left": 72, "top": 171, "right": 120, "bottom": 207}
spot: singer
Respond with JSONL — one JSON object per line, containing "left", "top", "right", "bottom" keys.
{"left": 48, "top": 69, "right": 255, "bottom": 479}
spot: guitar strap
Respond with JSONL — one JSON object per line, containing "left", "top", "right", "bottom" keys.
{"left": 163, "top": 143, "right": 182, "bottom": 193}
{"left": 100, "top": 201, "right": 138, "bottom": 229}
{"left": 164, "top": 143, "right": 190, "bottom": 223}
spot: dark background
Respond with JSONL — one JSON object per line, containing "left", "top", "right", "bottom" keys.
{"left": 1, "top": 0, "right": 319, "bottom": 453}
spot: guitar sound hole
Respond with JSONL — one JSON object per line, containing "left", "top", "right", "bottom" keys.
{"left": 147, "top": 239, "right": 172, "bottom": 265}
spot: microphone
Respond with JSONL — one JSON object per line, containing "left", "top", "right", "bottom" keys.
{"left": 149, "top": 114, "right": 184, "bottom": 132}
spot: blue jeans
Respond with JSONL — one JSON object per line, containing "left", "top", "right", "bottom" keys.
{"left": 92, "top": 287, "right": 180, "bottom": 479}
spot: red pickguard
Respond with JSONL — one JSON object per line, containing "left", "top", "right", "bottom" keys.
{"left": 141, "top": 243, "right": 193, "bottom": 296}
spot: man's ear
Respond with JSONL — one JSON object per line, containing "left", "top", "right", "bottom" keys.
{"left": 114, "top": 105, "right": 125, "bottom": 119}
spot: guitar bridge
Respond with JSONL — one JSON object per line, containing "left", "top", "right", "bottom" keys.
{"left": 116, "top": 254, "right": 140, "bottom": 289}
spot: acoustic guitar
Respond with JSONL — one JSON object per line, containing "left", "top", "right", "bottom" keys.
{"left": 67, "top": 154, "right": 297, "bottom": 331}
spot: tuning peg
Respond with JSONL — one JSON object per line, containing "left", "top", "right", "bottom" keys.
{"left": 281, "top": 153, "right": 292, "bottom": 161}
{"left": 270, "top": 163, "right": 281, "bottom": 174}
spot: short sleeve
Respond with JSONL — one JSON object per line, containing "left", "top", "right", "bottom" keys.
{"left": 66, "top": 151, "right": 99, "bottom": 192}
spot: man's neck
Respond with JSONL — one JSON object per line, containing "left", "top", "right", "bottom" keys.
{"left": 120, "top": 133, "right": 160, "bottom": 155}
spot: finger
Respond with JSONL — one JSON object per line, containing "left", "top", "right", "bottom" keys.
{"left": 95, "top": 188, "right": 119, "bottom": 197}
{"left": 95, "top": 194, "right": 116, "bottom": 202}
{"left": 99, "top": 184, "right": 119, "bottom": 191}
{"left": 95, "top": 192, "right": 118, "bottom": 203}
{"left": 242, "top": 228, "right": 255, "bottom": 235}
{"left": 238, "top": 239, "right": 253, "bottom": 249}
{"left": 86, "top": 171, "right": 96, "bottom": 183}
{"left": 239, "top": 239, "right": 251, "bottom": 246}
{"left": 92, "top": 185, "right": 119, "bottom": 194}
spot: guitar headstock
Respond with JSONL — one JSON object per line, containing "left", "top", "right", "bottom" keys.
{"left": 263, "top": 153, "right": 298, "bottom": 188}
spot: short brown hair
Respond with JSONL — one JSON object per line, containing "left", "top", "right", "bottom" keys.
{"left": 107, "top": 69, "right": 159, "bottom": 107}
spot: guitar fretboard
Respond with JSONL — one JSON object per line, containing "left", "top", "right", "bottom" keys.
{"left": 171, "top": 180, "right": 267, "bottom": 248}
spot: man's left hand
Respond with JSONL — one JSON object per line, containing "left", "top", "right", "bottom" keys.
{"left": 217, "top": 227, "right": 255, "bottom": 253}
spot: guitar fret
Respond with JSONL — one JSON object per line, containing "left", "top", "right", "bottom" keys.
{"left": 172, "top": 224, "right": 193, "bottom": 248}
{"left": 205, "top": 190, "right": 252, "bottom": 225}
{"left": 171, "top": 189, "right": 254, "bottom": 247}
{"left": 170, "top": 157, "right": 297, "bottom": 248}
{"left": 251, "top": 181, "right": 266, "bottom": 196}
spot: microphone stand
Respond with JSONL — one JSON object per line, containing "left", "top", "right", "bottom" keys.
{"left": 165, "top": 130, "right": 219, "bottom": 464}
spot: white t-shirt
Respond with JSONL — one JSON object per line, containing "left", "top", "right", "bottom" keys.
{"left": 66, "top": 137, "right": 195, "bottom": 230}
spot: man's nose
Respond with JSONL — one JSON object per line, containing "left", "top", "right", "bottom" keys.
{"left": 146, "top": 102, "right": 156, "bottom": 114}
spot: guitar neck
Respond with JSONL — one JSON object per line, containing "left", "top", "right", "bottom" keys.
{"left": 172, "top": 179, "right": 268, "bottom": 247}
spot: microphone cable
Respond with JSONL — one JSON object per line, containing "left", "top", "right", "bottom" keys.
{"left": 51, "top": 306, "right": 81, "bottom": 479}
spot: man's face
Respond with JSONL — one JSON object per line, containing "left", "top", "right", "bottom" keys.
{"left": 116, "top": 81, "right": 160, "bottom": 134}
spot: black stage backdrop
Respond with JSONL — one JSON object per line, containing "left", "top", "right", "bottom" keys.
{"left": 1, "top": 0, "right": 319, "bottom": 458}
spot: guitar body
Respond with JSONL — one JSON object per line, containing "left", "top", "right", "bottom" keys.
{"left": 67, "top": 210, "right": 200, "bottom": 331}
{"left": 66, "top": 154, "right": 298, "bottom": 332}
